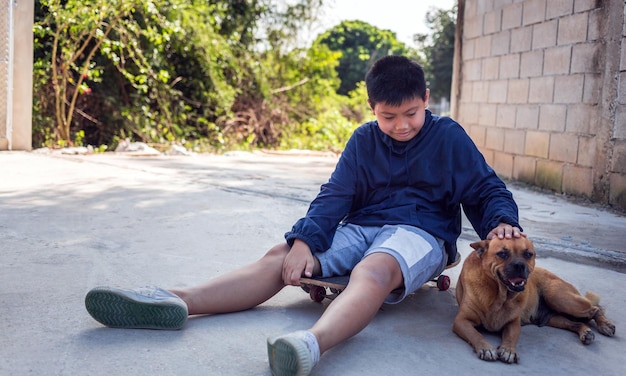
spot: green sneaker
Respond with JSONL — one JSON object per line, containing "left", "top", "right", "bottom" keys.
{"left": 267, "top": 331, "right": 319, "bottom": 376}
{"left": 85, "top": 286, "right": 188, "bottom": 330}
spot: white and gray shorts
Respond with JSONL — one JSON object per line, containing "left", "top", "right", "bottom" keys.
{"left": 315, "top": 223, "right": 448, "bottom": 304}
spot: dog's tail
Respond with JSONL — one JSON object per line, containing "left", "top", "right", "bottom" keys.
{"left": 585, "top": 291, "right": 600, "bottom": 306}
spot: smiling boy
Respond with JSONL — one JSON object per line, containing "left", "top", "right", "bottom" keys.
{"left": 85, "top": 55, "right": 523, "bottom": 376}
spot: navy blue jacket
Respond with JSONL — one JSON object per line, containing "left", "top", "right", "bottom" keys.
{"left": 284, "top": 110, "right": 521, "bottom": 262}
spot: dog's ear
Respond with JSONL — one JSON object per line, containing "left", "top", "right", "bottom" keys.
{"left": 470, "top": 240, "right": 489, "bottom": 257}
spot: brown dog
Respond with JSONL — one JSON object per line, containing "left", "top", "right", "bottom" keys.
{"left": 453, "top": 237, "right": 615, "bottom": 363}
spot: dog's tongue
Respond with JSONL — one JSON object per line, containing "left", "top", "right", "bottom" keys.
{"left": 508, "top": 277, "right": 526, "bottom": 285}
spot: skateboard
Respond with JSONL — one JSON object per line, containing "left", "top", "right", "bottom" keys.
{"left": 299, "top": 254, "right": 461, "bottom": 303}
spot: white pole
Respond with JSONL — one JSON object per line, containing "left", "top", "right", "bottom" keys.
{"left": 6, "top": 0, "right": 14, "bottom": 150}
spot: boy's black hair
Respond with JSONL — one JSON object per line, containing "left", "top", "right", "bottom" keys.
{"left": 365, "top": 55, "right": 427, "bottom": 107}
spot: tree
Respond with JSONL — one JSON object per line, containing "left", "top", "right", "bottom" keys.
{"left": 413, "top": 6, "right": 457, "bottom": 101}
{"left": 35, "top": 0, "right": 194, "bottom": 145}
{"left": 39, "top": 0, "right": 138, "bottom": 142}
{"left": 34, "top": 0, "right": 258, "bottom": 147}
{"left": 315, "top": 20, "right": 408, "bottom": 95}
{"left": 32, "top": 0, "right": 360, "bottom": 152}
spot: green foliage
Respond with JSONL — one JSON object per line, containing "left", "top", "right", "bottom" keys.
{"left": 32, "top": 0, "right": 350, "bottom": 151}
{"left": 38, "top": 0, "right": 140, "bottom": 142}
{"left": 315, "top": 20, "right": 408, "bottom": 95}
{"left": 413, "top": 5, "right": 457, "bottom": 101}
{"left": 344, "top": 82, "right": 373, "bottom": 124}
{"left": 278, "top": 81, "right": 370, "bottom": 152}
{"left": 31, "top": 1, "right": 453, "bottom": 154}
{"left": 31, "top": 39, "right": 55, "bottom": 148}
{"left": 279, "top": 97, "right": 359, "bottom": 152}
{"left": 119, "top": 0, "right": 239, "bottom": 150}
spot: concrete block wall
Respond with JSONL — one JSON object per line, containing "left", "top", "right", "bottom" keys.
{"left": 453, "top": 0, "right": 626, "bottom": 211}
{"left": 0, "top": 0, "right": 10, "bottom": 150}
{"left": 0, "top": 0, "right": 32, "bottom": 151}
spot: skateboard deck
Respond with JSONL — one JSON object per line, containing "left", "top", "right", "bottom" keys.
{"left": 299, "top": 253, "right": 461, "bottom": 302}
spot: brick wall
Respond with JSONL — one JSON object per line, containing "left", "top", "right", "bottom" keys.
{"left": 453, "top": 0, "right": 626, "bottom": 210}
{"left": 0, "top": 0, "right": 9, "bottom": 150}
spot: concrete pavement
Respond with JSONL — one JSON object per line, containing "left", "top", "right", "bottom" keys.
{"left": 1, "top": 151, "right": 625, "bottom": 376}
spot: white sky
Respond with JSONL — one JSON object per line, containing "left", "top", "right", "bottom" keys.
{"left": 319, "top": 0, "right": 457, "bottom": 46}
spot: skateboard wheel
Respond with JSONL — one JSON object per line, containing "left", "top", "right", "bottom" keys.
{"left": 309, "top": 286, "right": 326, "bottom": 302}
{"left": 437, "top": 275, "right": 451, "bottom": 291}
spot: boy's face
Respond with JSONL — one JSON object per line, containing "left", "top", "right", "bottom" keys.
{"left": 369, "top": 89, "right": 430, "bottom": 142}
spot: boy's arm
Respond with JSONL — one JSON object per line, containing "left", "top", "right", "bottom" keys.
{"left": 284, "top": 137, "right": 358, "bottom": 254}
{"left": 462, "top": 180, "right": 522, "bottom": 240}
{"left": 447, "top": 124, "right": 522, "bottom": 239}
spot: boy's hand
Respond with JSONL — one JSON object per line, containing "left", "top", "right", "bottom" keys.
{"left": 282, "top": 239, "right": 315, "bottom": 286}
{"left": 486, "top": 223, "right": 526, "bottom": 240}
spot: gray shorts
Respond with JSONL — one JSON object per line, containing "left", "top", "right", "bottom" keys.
{"left": 316, "top": 223, "right": 447, "bottom": 304}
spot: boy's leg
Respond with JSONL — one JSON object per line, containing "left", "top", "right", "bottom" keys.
{"left": 310, "top": 252, "right": 403, "bottom": 352}
{"left": 172, "top": 243, "right": 289, "bottom": 314}
{"left": 85, "top": 243, "right": 290, "bottom": 328}
{"left": 307, "top": 224, "right": 445, "bottom": 352}
{"left": 267, "top": 224, "right": 445, "bottom": 375}
{"left": 267, "top": 253, "right": 402, "bottom": 376}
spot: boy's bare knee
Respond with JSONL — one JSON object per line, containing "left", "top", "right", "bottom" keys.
{"left": 352, "top": 253, "right": 403, "bottom": 290}
{"left": 265, "top": 243, "right": 289, "bottom": 256}
{"left": 262, "top": 243, "right": 290, "bottom": 265}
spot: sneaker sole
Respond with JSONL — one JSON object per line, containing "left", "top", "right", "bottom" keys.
{"left": 85, "top": 287, "right": 187, "bottom": 330}
{"left": 267, "top": 336, "right": 313, "bottom": 376}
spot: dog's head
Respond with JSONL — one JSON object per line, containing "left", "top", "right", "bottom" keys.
{"left": 470, "top": 237, "right": 535, "bottom": 293}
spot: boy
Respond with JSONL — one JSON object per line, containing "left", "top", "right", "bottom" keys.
{"left": 85, "top": 55, "right": 523, "bottom": 376}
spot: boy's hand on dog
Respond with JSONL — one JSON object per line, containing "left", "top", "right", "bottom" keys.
{"left": 283, "top": 239, "right": 316, "bottom": 286}
{"left": 486, "top": 222, "right": 525, "bottom": 240}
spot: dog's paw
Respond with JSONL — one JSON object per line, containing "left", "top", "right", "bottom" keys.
{"left": 596, "top": 321, "right": 616, "bottom": 337}
{"left": 477, "top": 347, "right": 498, "bottom": 361}
{"left": 497, "top": 346, "right": 519, "bottom": 364}
{"left": 580, "top": 328, "right": 595, "bottom": 345}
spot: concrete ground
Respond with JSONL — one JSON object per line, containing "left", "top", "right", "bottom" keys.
{"left": 1, "top": 151, "right": 625, "bottom": 376}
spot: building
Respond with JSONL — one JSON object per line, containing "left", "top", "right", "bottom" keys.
{"left": 452, "top": 0, "right": 626, "bottom": 210}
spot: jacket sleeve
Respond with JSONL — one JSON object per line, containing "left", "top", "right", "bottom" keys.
{"left": 449, "top": 125, "right": 522, "bottom": 239}
{"left": 284, "top": 135, "right": 358, "bottom": 253}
